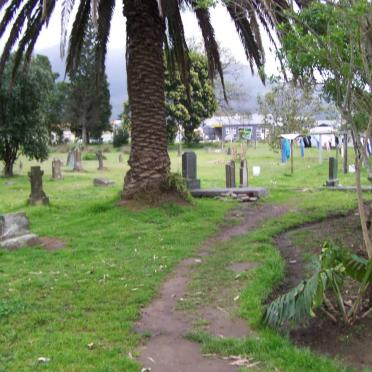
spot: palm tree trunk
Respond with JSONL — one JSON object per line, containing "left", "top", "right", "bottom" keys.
{"left": 122, "top": 0, "right": 170, "bottom": 199}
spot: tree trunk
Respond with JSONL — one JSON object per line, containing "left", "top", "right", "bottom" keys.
{"left": 122, "top": 0, "right": 170, "bottom": 199}
{"left": 82, "top": 123, "right": 88, "bottom": 146}
{"left": 3, "top": 142, "right": 17, "bottom": 177}
{"left": 343, "top": 132, "right": 348, "bottom": 174}
{"left": 351, "top": 127, "right": 372, "bottom": 259}
{"left": 4, "top": 160, "right": 14, "bottom": 177}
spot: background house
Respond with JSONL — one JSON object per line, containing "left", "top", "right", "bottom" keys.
{"left": 202, "top": 114, "right": 271, "bottom": 141}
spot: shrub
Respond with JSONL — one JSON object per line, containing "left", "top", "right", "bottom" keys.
{"left": 113, "top": 128, "right": 129, "bottom": 148}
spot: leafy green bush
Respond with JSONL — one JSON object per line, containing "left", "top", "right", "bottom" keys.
{"left": 113, "top": 128, "right": 129, "bottom": 148}
{"left": 263, "top": 242, "right": 372, "bottom": 328}
{"left": 82, "top": 152, "right": 97, "bottom": 161}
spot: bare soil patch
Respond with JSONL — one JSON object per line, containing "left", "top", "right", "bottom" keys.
{"left": 118, "top": 191, "right": 191, "bottom": 211}
{"left": 39, "top": 236, "right": 65, "bottom": 251}
{"left": 275, "top": 213, "right": 372, "bottom": 370}
{"left": 136, "top": 202, "right": 288, "bottom": 371}
{"left": 228, "top": 262, "right": 258, "bottom": 273}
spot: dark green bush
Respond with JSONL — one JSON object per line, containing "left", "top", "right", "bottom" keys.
{"left": 113, "top": 128, "right": 129, "bottom": 148}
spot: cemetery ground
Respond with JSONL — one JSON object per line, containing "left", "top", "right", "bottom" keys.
{"left": 0, "top": 143, "right": 371, "bottom": 371}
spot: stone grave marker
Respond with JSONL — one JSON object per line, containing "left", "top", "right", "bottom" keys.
{"left": 182, "top": 151, "right": 200, "bottom": 189}
{"left": 225, "top": 160, "right": 236, "bottom": 188}
{"left": 0, "top": 212, "right": 40, "bottom": 249}
{"left": 52, "top": 158, "right": 63, "bottom": 180}
{"left": 67, "top": 150, "right": 75, "bottom": 168}
{"left": 96, "top": 150, "right": 105, "bottom": 170}
{"left": 93, "top": 178, "right": 115, "bottom": 187}
{"left": 326, "top": 157, "right": 339, "bottom": 187}
{"left": 28, "top": 166, "right": 49, "bottom": 205}
{"left": 239, "top": 160, "right": 248, "bottom": 187}
{"left": 73, "top": 148, "right": 83, "bottom": 172}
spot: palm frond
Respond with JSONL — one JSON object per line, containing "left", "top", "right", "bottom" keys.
{"left": 0, "top": 0, "right": 36, "bottom": 78}
{"left": 0, "top": 0, "right": 11, "bottom": 11}
{"left": 11, "top": 5, "right": 42, "bottom": 79}
{"left": 343, "top": 254, "right": 372, "bottom": 283}
{"left": 0, "top": 0, "right": 23, "bottom": 39}
{"left": 194, "top": 6, "right": 227, "bottom": 101}
{"left": 60, "top": 0, "right": 76, "bottom": 57}
{"left": 95, "top": 0, "right": 115, "bottom": 82}
{"left": 226, "top": 2, "right": 263, "bottom": 77}
{"left": 263, "top": 271, "right": 322, "bottom": 328}
{"left": 65, "top": 0, "right": 91, "bottom": 76}
{"left": 163, "top": 0, "right": 190, "bottom": 96}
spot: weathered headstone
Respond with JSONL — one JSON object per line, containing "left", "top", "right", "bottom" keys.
{"left": 326, "top": 157, "right": 339, "bottom": 187}
{"left": 73, "top": 148, "right": 82, "bottom": 172}
{"left": 239, "top": 160, "right": 248, "bottom": 187}
{"left": 93, "top": 178, "right": 115, "bottom": 187}
{"left": 52, "top": 158, "right": 63, "bottom": 180}
{"left": 67, "top": 151, "right": 74, "bottom": 168}
{"left": 96, "top": 150, "right": 105, "bottom": 170}
{"left": 225, "top": 160, "right": 236, "bottom": 188}
{"left": 118, "top": 154, "right": 123, "bottom": 163}
{"left": 182, "top": 151, "right": 200, "bottom": 189}
{"left": 28, "top": 166, "right": 49, "bottom": 205}
{"left": 0, "top": 212, "right": 40, "bottom": 249}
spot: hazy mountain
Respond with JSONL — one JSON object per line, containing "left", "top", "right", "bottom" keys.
{"left": 36, "top": 45, "right": 269, "bottom": 119}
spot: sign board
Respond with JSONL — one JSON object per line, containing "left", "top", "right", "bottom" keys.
{"left": 239, "top": 127, "right": 252, "bottom": 141}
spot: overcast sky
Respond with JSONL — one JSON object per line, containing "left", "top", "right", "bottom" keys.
{"left": 29, "top": 2, "right": 279, "bottom": 76}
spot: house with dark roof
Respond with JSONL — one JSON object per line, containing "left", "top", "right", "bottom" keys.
{"left": 202, "top": 114, "right": 272, "bottom": 141}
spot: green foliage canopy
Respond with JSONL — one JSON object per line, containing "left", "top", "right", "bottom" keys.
{"left": 66, "top": 21, "right": 112, "bottom": 144}
{"left": 0, "top": 55, "right": 53, "bottom": 177}
{"left": 281, "top": 0, "right": 371, "bottom": 129}
{"left": 166, "top": 51, "right": 217, "bottom": 145}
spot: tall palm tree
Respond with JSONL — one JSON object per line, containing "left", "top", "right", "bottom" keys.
{"left": 0, "top": 0, "right": 304, "bottom": 200}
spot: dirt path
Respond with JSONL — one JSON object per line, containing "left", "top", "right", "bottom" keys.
{"left": 136, "top": 203, "right": 288, "bottom": 372}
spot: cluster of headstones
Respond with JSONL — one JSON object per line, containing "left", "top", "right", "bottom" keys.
{"left": 181, "top": 151, "right": 249, "bottom": 190}
{"left": 25, "top": 148, "right": 126, "bottom": 205}
{"left": 225, "top": 160, "right": 248, "bottom": 188}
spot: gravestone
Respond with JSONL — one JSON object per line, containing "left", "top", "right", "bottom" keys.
{"left": 239, "top": 160, "right": 248, "bottom": 187}
{"left": 182, "top": 151, "right": 200, "bottom": 189}
{"left": 118, "top": 154, "right": 123, "bottom": 163}
{"left": 225, "top": 160, "right": 236, "bottom": 188}
{"left": 52, "top": 159, "right": 63, "bottom": 180}
{"left": 67, "top": 151, "right": 74, "bottom": 168}
{"left": 28, "top": 166, "right": 49, "bottom": 205}
{"left": 96, "top": 150, "right": 105, "bottom": 170}
{"left": 326, "top": 157, "right": 339, "bottom": 187}
{"left": 93, "top": 178, "right": 115, "bottom": 187}
{"left": 0, "top": 212, "right": 40, "bottom": 249}
{"left": 73, "top": 148, "right": 82, "bottom": 172}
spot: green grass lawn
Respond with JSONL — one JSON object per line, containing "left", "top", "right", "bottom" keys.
{"left": 0, "top": 143, "right": 369, "bottom": 371}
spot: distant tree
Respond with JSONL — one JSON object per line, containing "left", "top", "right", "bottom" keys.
{"left": 66, "top": 21, "right": 111, "bottom": 145}
{"left": 46, "top": 80, "right": 70, "bottom": 142}
{"left": 0, "top": 55, "right": 53, "bottom": 176}
{"left": 166, "top": 51, "right": 217, "bottom": 145}
{"left": 258, "top": 82, "right": 321, "bottom": 148}
{"left": 121, "top": 101, "right": 132, "bottom": 131}
{"left": 113, "top": 128, "right": 129, "bottom": 148}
